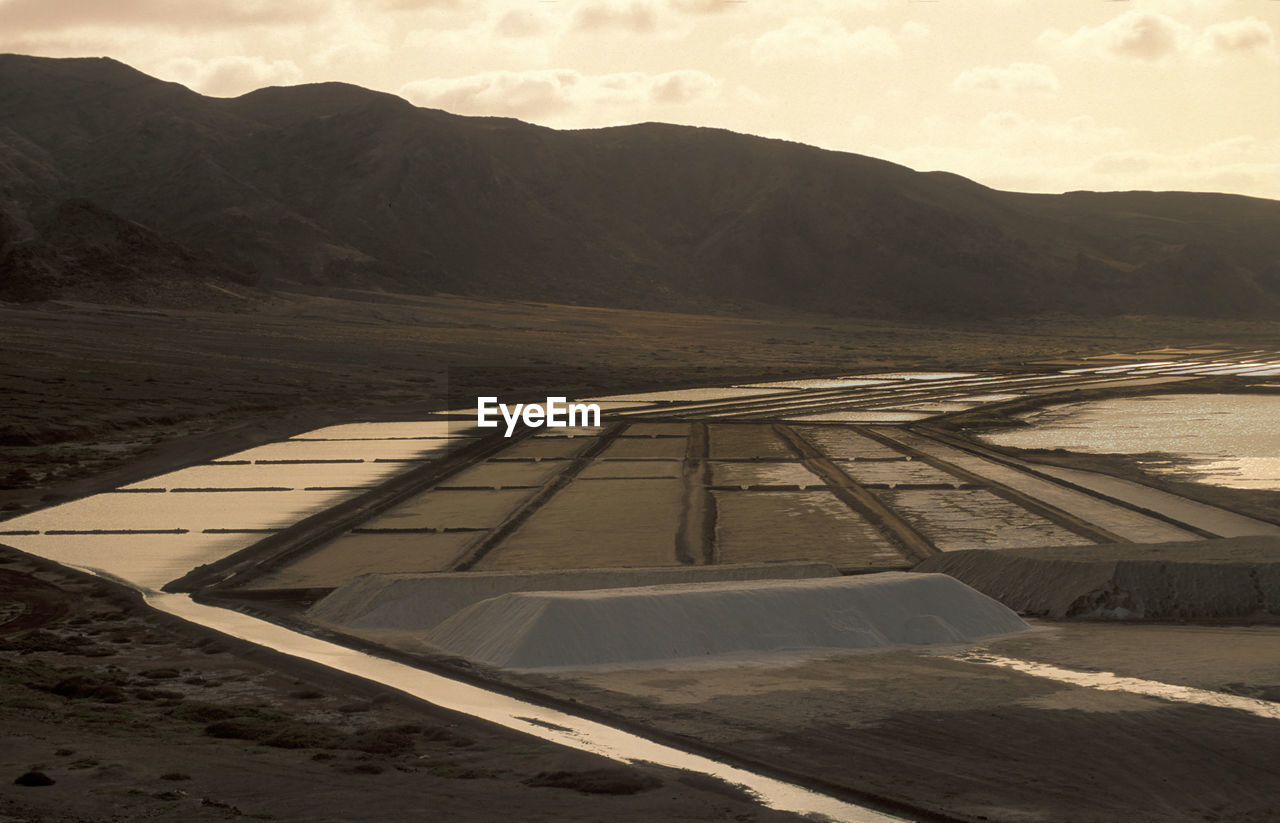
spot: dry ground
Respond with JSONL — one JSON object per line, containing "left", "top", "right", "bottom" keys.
{"left": 0, "top": 547, "right": 803, "bottom": 823}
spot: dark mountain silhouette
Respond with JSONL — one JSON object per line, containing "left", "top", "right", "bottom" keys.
{"left": 2, "top": 53, "right": 1278, "bottom": 317}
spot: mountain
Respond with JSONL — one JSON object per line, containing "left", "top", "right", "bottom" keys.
{"left": 2, "top": 53, "right": 1278, "bottom": 317}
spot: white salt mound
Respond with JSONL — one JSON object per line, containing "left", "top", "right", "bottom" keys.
{"left": 423, "top": 572, "right": 1028, "bottom": 669}
{"left": 307, "top": 562, "right": 840, "bottom": 631}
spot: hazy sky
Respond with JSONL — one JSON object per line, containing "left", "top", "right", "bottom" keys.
{"left": 3, "top": 0, "right": 1277, "bottom": 199}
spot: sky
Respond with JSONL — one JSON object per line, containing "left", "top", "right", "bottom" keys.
{"left": 2, "top": 0, "right": 1278, "bottom": 199}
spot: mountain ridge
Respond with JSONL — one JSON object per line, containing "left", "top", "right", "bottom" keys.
{"left": 1, "top": 53, "right": 1277, "bottom": 317}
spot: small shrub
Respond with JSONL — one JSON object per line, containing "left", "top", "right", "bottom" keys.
{"left": 421, "top": 759, "right": 497, "bottom": 780}
{"left": 204, "top": 719, "right": 271, "bottom": 741}
{"left": 342, "top": 763, "right": 383, "bottom": 775}
{"left": 419, "top": 726, "right": 474, "bottom": 747}
{"left": 170, "top": 702, "right": 239, "bottom": 723}
{"left": 2, "top": 630, "right": 106, "bottom": 656}
{"left": 348, "top": 728, "right": 414, "bottom": 756}
{"left": 50, "top": 675, "right": 126, "bottom": 703}
{"left": 13, "top": 771, "right": 55, "bottom": 787}
{"left": 262, "top": 723, "right": 349, "bottom": 750}
{"left": 524, "top": 769, "right": 661, "bottom": 795}
{"left": 336, "top": 702, "right": 371, "bottom": 714}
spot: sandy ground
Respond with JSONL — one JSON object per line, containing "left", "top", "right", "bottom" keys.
{"left": 524, "top": 622, "right": 1280, "bottom": 823}
{"left": 0, "top": 548, "right": 804, "bottom": 823}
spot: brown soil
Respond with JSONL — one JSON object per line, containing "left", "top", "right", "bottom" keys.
{"left": 0, "top": 547, "right": 803, "bottom": 823}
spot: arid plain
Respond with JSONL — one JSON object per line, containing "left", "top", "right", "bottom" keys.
{"left": 3, "top": 293, "right": 1279, "bottom": 822}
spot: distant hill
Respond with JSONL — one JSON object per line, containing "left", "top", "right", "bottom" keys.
{"left": 2, "top": 54, "right": 1278, "bottom": 317}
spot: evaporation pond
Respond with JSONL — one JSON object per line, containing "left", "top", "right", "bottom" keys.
{"left": 711, "top": 462, "right": 824, "bottom": 488}
{"left": 598, "top": 437, "right": 689, "bottom": 460}
{"left": 733, "top": 379, "right": 891, "bottom": 390}
{"left": 437, "top": 461, "right": 565, "bottom": 488}
{"left": 713, "top": 491, "right": 905, "bottom": 569}
{"left": 855, "top": 372, "right": 976, "bottom": 381}
{"left": 215, "top": 440, "right": 452, "bottom": 463}
{"left": 292, "top": 422, "right": 473, "bottom": 440}
{"left": 121, "top": 462, "right": 406, "bottom": 491}
{"left": 361, "top": 489, "right": 536, "bottom": 530}
{"left": 0, "top": 532, "right": 256, "bottom": 590}
{"left": 4, "top": 489, "right": 357, "bottom": 533}
{"left": 783, "top": 411, "right": 928, "bottom": 424}
{"left": 707, "top": 424, "right": 795, "bottom": 459}
{"left": 588, "top": 387, "right": 782, "bottom": 403}
{"left": 983, "top": 394, "right": 1280, "bottom": 490}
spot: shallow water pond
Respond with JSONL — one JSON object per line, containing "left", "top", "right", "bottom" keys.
{"left": 984, "top": 394, "right": 1280, "bottom": 490}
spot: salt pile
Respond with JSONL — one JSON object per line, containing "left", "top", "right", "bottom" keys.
{"left": 422, "top": 572, "right": 1028, "bottom": 669}
{"left": 308, "top": 562, "right": 840, "bottom": 632}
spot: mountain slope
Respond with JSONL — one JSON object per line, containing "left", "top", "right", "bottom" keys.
{"left": 2, "top": 54, "right": 1278, "bottom": 317}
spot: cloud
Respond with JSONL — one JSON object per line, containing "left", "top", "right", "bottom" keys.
{"left": 952, "top": 62, "right": 1059, "bottom": 95}
{"left": 405, "top": 9, "right": 561, "bottom": 64}
{"left": 1193, "top": 17, "right": 1277, "bottom": 60}
{"left": 0, "top": 0, "right": 327, "bottom": 31}
{"left": 368, "top": 0, "right": 466, "bottom": 10}
{"left": 399, "top": 68, "right": 722, "bottom": 122}
{"left": 668, "top": 0, "right": 739, "bottom": 14}
{"left": 900, "top": 21, "right": 929, "bottom": 42}
{"left": 1041, "top": 10, "right": 1191, "bottom": 62}
{"left": 758, "top": 0, "right": 887, "bottom": 12}
{"left": 871, "top": 128, "right": 1280, "bottom": 200}
{"left": 750, "top": 17, "right": 903, "bottom": 63}
{"left": 977, "top": 112, "right": 1126, "bottom": 147}
{"left": 401, "top": 70, "right": 575, "bottom": 119}
{"left": 1086, "top": 136, "right": 1280, "bottom": 195}
{"left": 312, "top": 38, "right": 390, "bottom": 69}
{"left": 572, "top": 1, "right": 661, "bottom": 34}
{"left": 494, "top": 8, "right": 555, "bottom": 38}
{"left": 649, "top": 69, "right": 720, "bottom": 103}
{"left": 160, "top": 55, "right": 303, "bottom": 97}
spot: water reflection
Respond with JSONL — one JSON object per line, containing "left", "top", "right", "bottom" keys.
{"left": 983, "top": 394, "right": 1280, "bottom": 490}
{"left": 952, "top": 653, "right": 1280, "bottom": 721}
{"left": 783, "top": 412, "right": 928, "bottom": 423}
{"left": 3, "top": 489, "right": 357, "bottom": 533}
{"left": 588, "top": 387, "right": 783, "bottom": 403}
